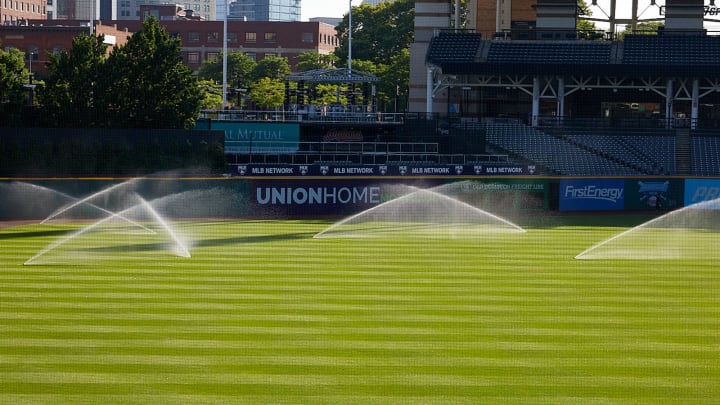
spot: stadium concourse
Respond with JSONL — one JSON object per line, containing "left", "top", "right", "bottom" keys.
{"left": 206, "top": 30, "right": 720, "bottom": 177}
{"left": 203, "top": 1, "right": 720, "bottom": 178}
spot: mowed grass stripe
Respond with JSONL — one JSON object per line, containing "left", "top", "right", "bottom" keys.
{"left": 1, "top": 220, "right": 719, "bottom": 403}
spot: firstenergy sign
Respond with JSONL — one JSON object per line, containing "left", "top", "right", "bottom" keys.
{"left": 560, "top": 180, "right": 625, "bottom": 211}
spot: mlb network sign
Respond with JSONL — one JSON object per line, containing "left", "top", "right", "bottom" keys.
{"left": 560, "top": 179, "right": 625, "bottom": 211}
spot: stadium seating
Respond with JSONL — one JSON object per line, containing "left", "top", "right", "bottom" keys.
{"left": 481, "top": 122, "right": 650, "bottom": 176}
{"left": 486, "top": 41, "right": 612, "bottom": 64}
{"left": 426, "top": 31, "right": 483, "bottom": 64}
{"left": 560, "top": 131, "right": 676, "bottom": 175}
{"left": 691, "top": 133, "right": 720, "bottom": 176}
{"left": 622, "top": 34, "right": 720, "bottom": 66}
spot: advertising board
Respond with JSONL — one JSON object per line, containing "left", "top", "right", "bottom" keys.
{"left": 624, "top": 179, "right": 683, "bottom": 211}
{"left": 559, "top": 179, "right": 625, "bottom": 211}
{"left": 232, "top": 164, "right": 535, "bottom": 177}
{"left": 248, "top": 180, "right": 435, "bottom": 217}
{"left": 248, "top": 179, "right": 547, "bottom": 217}
{"left": 455, "top": 179, "right": 549, "bottom": 210}
{"left": 213, "top": 122, "right": 300, "bottom": 154}
{"left": 685, "top": 179, "right": 720, "bottom": 206}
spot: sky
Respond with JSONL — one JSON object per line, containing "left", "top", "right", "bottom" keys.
{"left": 301, "top": 0, "right": 363, "bottom": 21}
{"left": 299, "top": 1, "right": 718, "bottom": 29}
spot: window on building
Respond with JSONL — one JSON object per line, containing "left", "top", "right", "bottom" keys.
{"left": 187, "top": 52, "right": 200, "bottom": 64}
{"left": 245, "top": 32, "right": 256, "bottom": 42}
{"left": 188, "top": 31, "right": 199, "bottom": 42}
{"left": 302, "top": 32, "right": 313, "bottom": 43}
{"left": 245, "top": 52, "right": 256, "bottom": 61}
{"left": 264, "top": 32, "right": 277, "bottom": 42}
{"left": 208, "top": 32, "right": 219, "bottom": 42}
{"left": 207, "top": 52, "right": 219, "bottom": 61}
{"left": 51, "top": 46, "right": 65, "bottom": 55}
{"left": 227, "top": 32, "right": 238, "bottom": 43}
{"left": 25, "top": 46, "right": 39, "bottom": 61}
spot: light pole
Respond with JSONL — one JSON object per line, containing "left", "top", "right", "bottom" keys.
{"left": 24, "top": 50, "right": 38, "bottom": 106}
{"left": 222, "top": 0, "right": 229, "bottom": 110}
{"left": 27, "top": 50, "right": 36, "bottom": 82}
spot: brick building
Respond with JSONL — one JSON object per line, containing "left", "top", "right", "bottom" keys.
{"left": 111, "top": 18, "right": 338, "bottom": 72}
{"left": 0, "top": 0, "right": 47, "bottom": 25}
{"left": 0, "top": 22, "right": 131, "bottom": 75}
{"left": 4, "top": 10, "right": 338, "bottom": 77}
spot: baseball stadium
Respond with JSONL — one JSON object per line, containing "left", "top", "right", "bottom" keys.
{"left": 1, "top": 0, "right": 720, "bottom": 403}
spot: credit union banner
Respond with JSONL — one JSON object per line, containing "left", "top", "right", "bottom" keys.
{"left": 214, "top": 122, "right": 300, "bottom": 154}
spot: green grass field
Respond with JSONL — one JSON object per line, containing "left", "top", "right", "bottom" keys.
{"left": 1, "top": 217, "right": 719, "bottom": 404}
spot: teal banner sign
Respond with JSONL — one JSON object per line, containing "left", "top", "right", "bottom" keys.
{"left": 213, "top": 122, "right": 300, "bottom": 154}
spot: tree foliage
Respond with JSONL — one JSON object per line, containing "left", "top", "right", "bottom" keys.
{"left": 252, "top": 56, "right": 291, "bottom": 81}
{"left": 330, "top": 0, "right": 413, "bottom": 112}
{"left": 101, "top": 17, "right": 203, "bottom": 129}
{"left": 39, "top": 17, "right": 204, "bottom": 129}
{"left": 295, "top": 51, "right": 338, "bottom": 72}
{"left": 0, "top": 47, "right": 30, "bottom": 126}
{"left": 248, "top": 77, "right": 284, "bottom": 109}
{"left": 197, "top": 50, "right": 257, "bottom": 91}
{"left": 334, "top": 0, "right": 414, "bottom": 67}
{"left": 40, "top": 34, "right": 107, "bottom": 127}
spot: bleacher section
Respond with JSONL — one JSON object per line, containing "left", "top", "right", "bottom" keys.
{"left": 622, "top": 34, "right": 720, "bottom": 66}
{"left": 426, "top": 31, "right": 482, "bottom": 64}
{"left": 482, "top": 122, "right": 655, "bottom": 176}
{"left": 560, "top": 131, "right": 676, "bottom": 175}
{"left": 486, "top": 41, "right": 612, "bottom": 65}
{"left": 691, "top": 133, "right": 720, "bottom": 176}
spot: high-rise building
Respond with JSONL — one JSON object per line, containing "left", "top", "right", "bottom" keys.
{"left": 228, "top": 0, "right": 300, "bottom": 22}
{"left": 1, "top": 0, "right": 46, "bottom": 24}
{"left": 118, "top": 0, "right": 214, "bottom": 21}
{"left": 51, "top": 0, "right": 117, "bottom": 20}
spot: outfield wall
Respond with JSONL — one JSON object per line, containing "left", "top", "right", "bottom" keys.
{"left": 2, "top": 177, "right": 719, "bottom": 221}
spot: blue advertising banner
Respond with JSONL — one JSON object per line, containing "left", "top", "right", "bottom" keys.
{"left": 232, "top": 164, "right": 536, "bottom": 177}
{"left": 685, "top": 179, "right": 720, "bottom": 206}
{"left": 213, "top": 122, "right": 300, "bottom": 154}
{"left": 559, "top": 179, "right": 625, "bottom": 211}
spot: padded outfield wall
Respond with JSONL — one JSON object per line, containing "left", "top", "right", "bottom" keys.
{"left": 3, "top": 176, "right": 720, "bottom": 221}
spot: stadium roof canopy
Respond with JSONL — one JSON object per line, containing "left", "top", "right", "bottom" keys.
{"left": 286, "top": 68, "right": 380, "bottom": 83}
{"left": 426, "top": 31, "right": 720, "bottom": 77}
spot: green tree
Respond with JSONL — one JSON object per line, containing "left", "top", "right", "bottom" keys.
{"left": 197, "top": 50, "right": 256, "bottom": 92}
{"left": 382, "top": 48, "right": 410, "bottom": 112}
{"left": 101, "top": 17, "right": 203, "bottom": 129}
{"left": 311, "top": 83, "right": 345, "bottom": 106}
{"left": 295, "top": 51, "right": 338, "bottom": 72}
{"left": 616, "top": 21, "right": 664, "bottom": 40}
{"left": 198, "top": 79, "right": 223, "bottom": 110}
{"left": 334, "top": 0, "right": 414, "bottom": 67}
{"left": 0, "top": 47, "right": 30, "bottom": 126}
{"left": 39, "top": 34, "right": 108, "bottom": 127}
{"left": 252, "top": 56, "right": 291, "bottom": 81}
{"left": 248, "top": 77, "right": 284, "bottom": 110}
{"left": 577, "top": 0, "right": 600, "bottom": 33}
